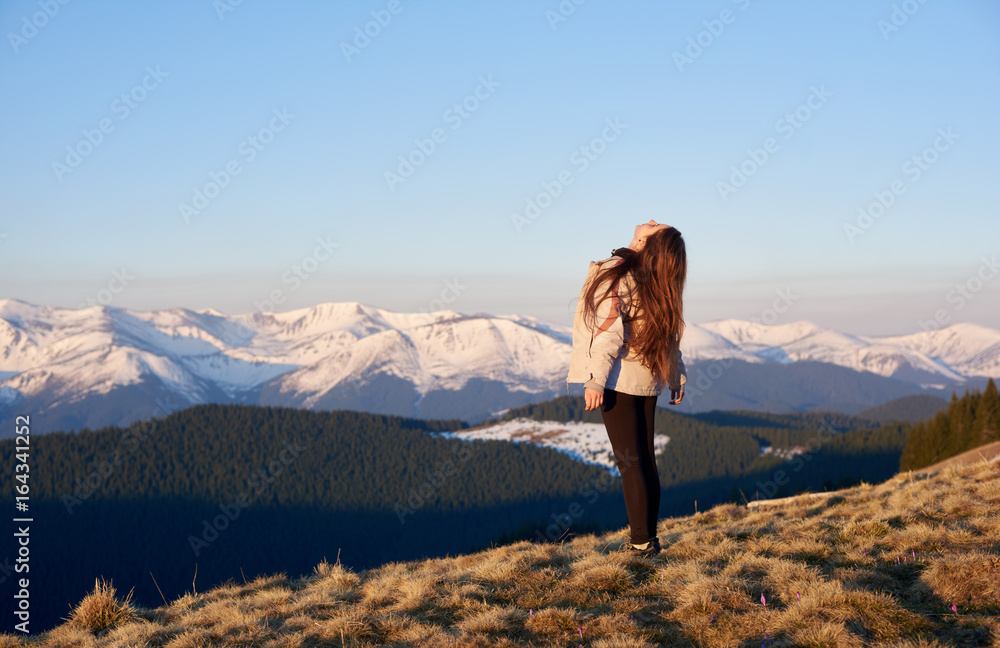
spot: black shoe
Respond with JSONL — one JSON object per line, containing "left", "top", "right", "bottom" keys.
{"left": 628, "top": 536, "right": 661, "bottom": 556}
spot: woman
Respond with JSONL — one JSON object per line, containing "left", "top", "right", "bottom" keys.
{"left": 566, "top": 219, "right": 687, "bottom": 556}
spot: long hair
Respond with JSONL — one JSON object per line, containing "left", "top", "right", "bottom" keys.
{"left": 581, "top": 226, "right": 686, "bottom": 387}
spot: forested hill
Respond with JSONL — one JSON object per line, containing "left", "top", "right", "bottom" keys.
{"left": 900, "top": 378, "right": 1000, "bottom": 471}
{"left": 857, "top": 393, "right": 949, "bottom": 423}
{"left": 0, "top": 404, "right": 625, "bottom": 634}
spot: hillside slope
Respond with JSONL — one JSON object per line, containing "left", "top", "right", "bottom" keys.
{"left": 912, "top": 440, "right": 1000, "bottom": 475}
{"left": 6, "top": 459, "right": 997, "bottom": 647}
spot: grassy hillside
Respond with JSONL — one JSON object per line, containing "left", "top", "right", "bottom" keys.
{"left": 6, "top": 459, "right": 997, "bottom": 647}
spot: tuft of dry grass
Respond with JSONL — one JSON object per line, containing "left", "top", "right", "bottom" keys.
{"left": 64, "top": 577, "right": 139, "bottom": 637}
{"left": 919, "top": 549, "right": 1000, "bottom": 611}
{"left": 2, "top": 459, "right": 999, "bottom": 647}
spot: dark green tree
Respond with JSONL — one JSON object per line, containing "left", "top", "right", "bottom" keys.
{"left": 973, "top": 378, "right": 1000, "bottom": 446}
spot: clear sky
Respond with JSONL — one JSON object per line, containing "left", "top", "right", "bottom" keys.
{"left": 1, "top": 0, "right": 998, "bottom": 336}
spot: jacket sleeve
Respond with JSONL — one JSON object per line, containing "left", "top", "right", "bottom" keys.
{"left": 582, "top": 272, "right": 625, "bottom": 392}
{"left": 669, "top": 348, "right": 687, "bottom": 392}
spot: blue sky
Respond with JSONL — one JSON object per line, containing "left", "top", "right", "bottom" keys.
{"left": 1, "top": 0, "right": 998, "bottom": 335}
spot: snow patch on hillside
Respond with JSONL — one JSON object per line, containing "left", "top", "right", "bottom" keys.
{"left": 435, "top": 417, "right": 670, "bottom": 476}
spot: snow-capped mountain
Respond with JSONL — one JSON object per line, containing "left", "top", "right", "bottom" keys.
{"left": 0, "top": 297, "right": 997, "bottom": 437}
{"left": 0, "top": 299, "right": 572, "bottom": 435}
{"left": 690, "top": 320, "right": 999, "bottom": 385}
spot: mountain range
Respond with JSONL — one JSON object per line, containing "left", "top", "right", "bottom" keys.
{"left": 1, "top": 297, "right": 997, "bottom": 437}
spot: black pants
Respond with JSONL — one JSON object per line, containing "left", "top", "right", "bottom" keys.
{"left": 601, "top": 388, "right": 660, "bottom": 545}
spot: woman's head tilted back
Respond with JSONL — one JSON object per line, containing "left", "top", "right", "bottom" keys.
{"left": 636, "top": 225, "right": 686, "bottom": 309}
{"left": 581, "top": 223, "right": 686, "bottom": 389}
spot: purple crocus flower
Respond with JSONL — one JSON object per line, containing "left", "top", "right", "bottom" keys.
{"left": 952, "top": 603, "right": 958, "bottom": 614}
{"left": 796, "top": 591, "right": 800, "bottom": 602}
{"left": 761, "top": 592, "right": 767, "bottom": 608}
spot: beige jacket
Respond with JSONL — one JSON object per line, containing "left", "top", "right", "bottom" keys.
{"left": 565, "top": 250, "right": 686, "bottom": 397}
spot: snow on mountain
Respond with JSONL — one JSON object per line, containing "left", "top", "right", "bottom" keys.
{"left": 434, "top": 417, "right": 669, "bottom": 476}
{"left": 872, "top": 323, "right": 1000, "bottom": 379}
{"left": 0, "top": 297, "right": 997, "bottom": 436}
{"left": 671, "top": 324, "right": 758, "bottom": 364}
{"left": 698, "top": 319, "right": 999, "bottom": 381}
{"left": 0, "top": 299, "right": 572, "bottom": 429}
{"left": 699, "top": 320, "right": 831, "bottom": 348}
{"left": 258, "top": 306, "right": 571, "bottom": 405}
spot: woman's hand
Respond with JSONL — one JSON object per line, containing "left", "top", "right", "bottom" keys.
{"left": 584, "top": 386, "right": 603, "bottom": 411}
{"left": 668, "top": 388, "right": 684, "bottom": 405}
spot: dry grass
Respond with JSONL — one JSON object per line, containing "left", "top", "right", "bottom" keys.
{"left": 64, "top": 577, "right": 139, "bottom": 636}
{"left": 2, "top": 460, "right": 999, "bottom": 647}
